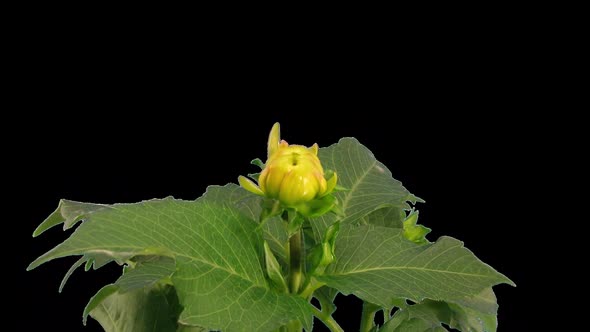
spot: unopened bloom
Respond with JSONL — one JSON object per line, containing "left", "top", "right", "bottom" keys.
{"left": 239, "top": 123, "right": 337, "bottom": 211}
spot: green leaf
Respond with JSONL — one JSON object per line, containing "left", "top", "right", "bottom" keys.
{"left": 264, "top": 241, "right": 288, "bottom": 292}
{"left": 317, "top": 225, "right": 514, "bottom": 308}
{"left": 445, "top": 288, "right": 499, "bottom": 332}
{"left": 88, "top": 259, "right": 202, "bottom": 331}
{"left": 204, "top": 184, "right": 289, "bottom": 266}
{"left": 380, "top": 290, "right": 499, "bottom": 332}
{"left": 89, "top": 284, "right": 187, "bottom": 332}
{"left": 311, "top": 138, "right": 422, "bottom": 241}
{"left": 29, "top": 195, "right": 313, "bottom": 331}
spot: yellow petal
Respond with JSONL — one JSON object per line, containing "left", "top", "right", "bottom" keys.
{"left": 315, "top": 171, "right": 327, "bottom": 195}
{"left": 267, "top": 122, "right": 281, "bottom": 158}
{"left": 265, "top": 165, "right": 289, "bottom": 198}
{"left": 238, "top": 176, "right": 264, "bottom": 196}
{"left": 258, "top": 167, "right": 270, "bottom": 193}
{"left": 309, "top": 143, "right": 319, "bottom": 155}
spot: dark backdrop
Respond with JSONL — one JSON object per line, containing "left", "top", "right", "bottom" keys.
{"left": 9, "top": 27, "right": 541, "bottom": 331}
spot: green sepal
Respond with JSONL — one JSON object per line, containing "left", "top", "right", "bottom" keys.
{"left": 251, "top": 158, "right": 265, "bottom": 169}
{"left": 332, "top": 185, "right": 348, "bottom": 192}
{"left": 296, "top": 194, "right": 337, "bottom": 218}
{"left": 324, "top": 169, "right": 335, "bottom": 181}
{"left": 238, "top": 175, "right": 264, "bottom": 196}
{"left": 248, "top": 172, "right": 261, "bottom": 182}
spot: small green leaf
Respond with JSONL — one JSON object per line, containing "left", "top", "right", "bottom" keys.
{"left": 308, "top": 242, "right": 334, "bottom": 276}
{"left": 309, "top": 222, "right": 340, "bottom": 275}
{"left": 264, "top": 241, "right": 288, "bottom": 292}
{"left": 403, "top": 211, "right": 431, "bottom": 244}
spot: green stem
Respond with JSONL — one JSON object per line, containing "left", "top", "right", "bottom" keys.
{"left": 360, "top": 302, "right": 379, "bottom": 332}
{"left": 299, "top": 278, "right": 325, "bottom": 299}
{"left": 311, "top": 306, "right": 344, "bottom": 332}
{"left": 288, "top": 227, "right": 304, "bottom": 294}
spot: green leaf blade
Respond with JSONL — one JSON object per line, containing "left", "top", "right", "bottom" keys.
{"left": 381, "top": 290, "right": 499, "bottom": 332}
{"left": 30, "top": 195, "right": 312, "bottom": 331}
{"left": 312, "top": 138, "right": 421, "bottom": 241}
{"left": 89, "top": 284, "right": 185, "bottom": 332}
{"left": 317, "top": 225, "right": 514, "bottom": 308}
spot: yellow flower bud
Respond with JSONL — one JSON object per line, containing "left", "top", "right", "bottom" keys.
{"left": 259, "top": 145, "right": 327, "bottom": 206}
{"left": 239, "top": 123, "right": 337, "bottom": 210}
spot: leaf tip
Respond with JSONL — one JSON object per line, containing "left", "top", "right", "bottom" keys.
{"left": 26, "top": 258, "right": 43, "bottom": 271}
{"left": 32, "top": 199, "right": 67, "bottom": 237}
{"left": 504, "top": 277, "right": 517, "bottom": 287}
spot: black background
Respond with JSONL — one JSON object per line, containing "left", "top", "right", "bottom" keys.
{"left": 10, "top": 20, "right": 543, "bottom": 332}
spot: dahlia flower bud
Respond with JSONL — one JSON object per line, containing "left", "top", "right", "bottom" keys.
{"left": 238, "top": 123, "right": 337, "bottom": 211}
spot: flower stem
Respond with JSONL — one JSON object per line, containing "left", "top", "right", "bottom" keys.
{"left": 288, "top": 227, "right": 304, "bottom": 294}
{"left": 311, "top": 306, "right": 344, "bottom": 332}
